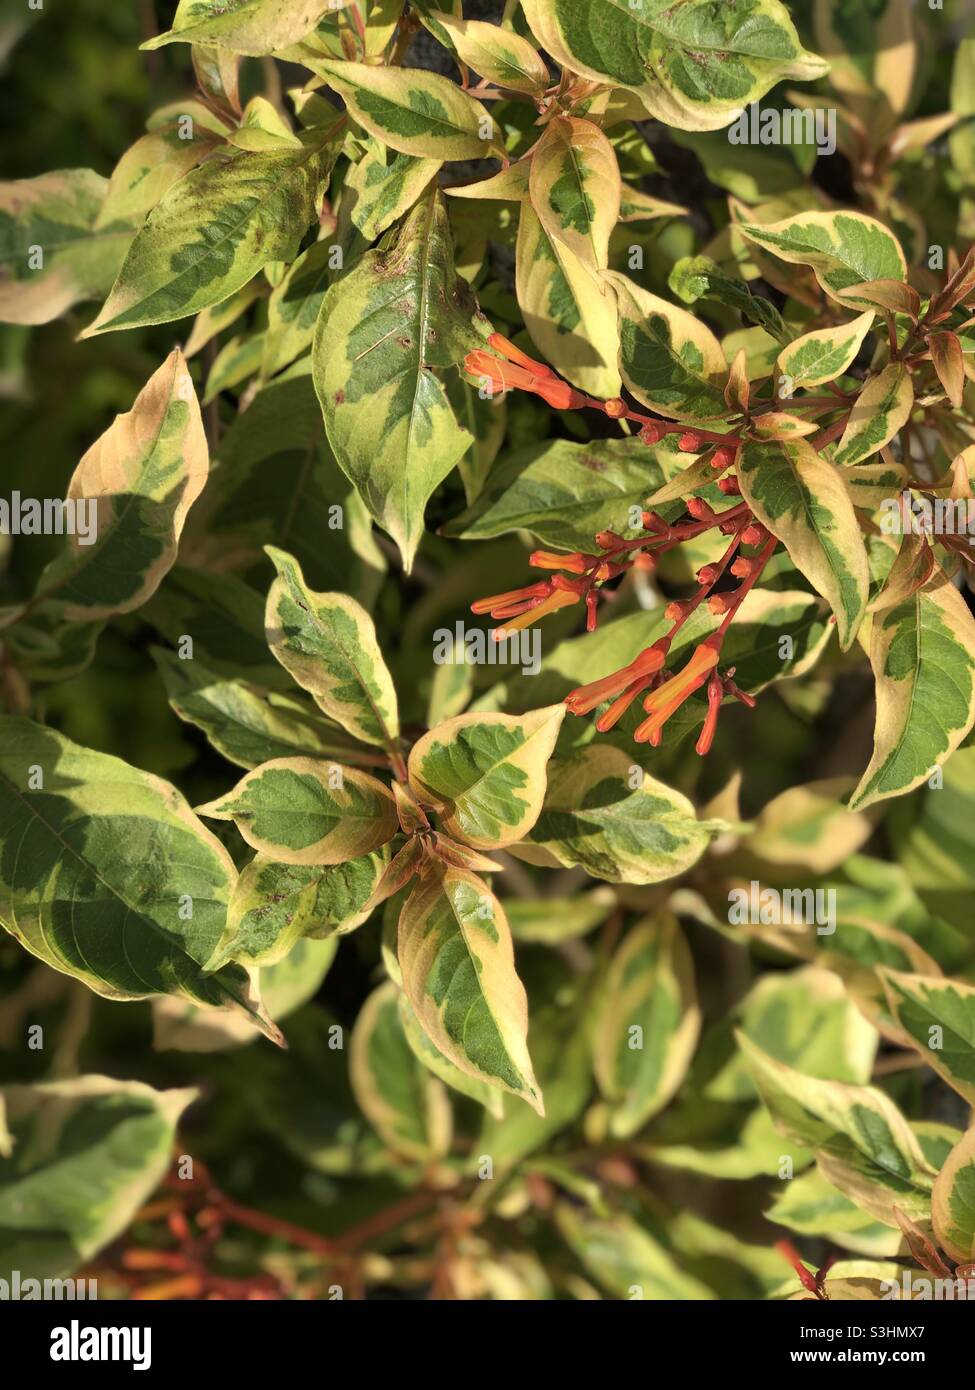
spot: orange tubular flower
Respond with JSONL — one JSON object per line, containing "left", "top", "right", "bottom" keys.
{"left": 464, "top": 336, "right": 585, "bottom": 411}
{"left": 633, "top": 639, "right": 721, "bottom": 744}
{"left": 494, "top": 587, "right": 578, "bottom": 634}
{"left": 565, "top": 641, "right": 669, "bottom": 719}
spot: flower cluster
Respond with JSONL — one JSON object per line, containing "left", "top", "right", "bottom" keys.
{"left": 466, "top": 336, "right": 776, "bottom": 753}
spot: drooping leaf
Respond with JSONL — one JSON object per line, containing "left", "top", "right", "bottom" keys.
{"left": 427, "top": 11, "right": 550, "bottom": 93}
{"left": 350, "top": 981, "right": 452, "bottom": 1161}
{"left": 408, "top": 706, "right": 564, "bottom": 850}
{"left": 849, "top": 565, "right": 975, "bottom": 810}
{"left": 0, "top": 717, "right": 279, "bottom": 1040}
{"left": 594, "top": 913, "right": 700, "bottom": 1137}
{"left": 398, "top": 990, "right": 504, "bottom": 1117}
{"left": 197, "top": 756, "right": 397, "bottom": 865}
{"left": 313, "top": 189, "right": 489, "bottom": 569}
{"left": 0, "top": 1077, "right": 195, "bottom": 1281}
{"left": 397, "top": 865, "right": 543, "bottom": 1113}
{"left": 737, "top": 436, "right": 869, "bottom": 650}
{"left": 879, "top": 970, "right": 975, "bottom": 1105}
{"left": 668, "top": 254, "right": 790, "bottom": 345}
{"left": 265, "top": 547, "right": 400, "bottom": 748}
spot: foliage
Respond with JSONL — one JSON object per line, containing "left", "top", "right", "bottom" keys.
{"left": 2, "top": 0, "right": 975, "bottom": 1303}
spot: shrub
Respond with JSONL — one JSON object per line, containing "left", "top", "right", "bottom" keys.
{"left": 1, "top": 0, "right": 975, "bottom": 1304}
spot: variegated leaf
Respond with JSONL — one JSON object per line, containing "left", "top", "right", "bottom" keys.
{"left": 349, "top": 982, "right": 452, "bottom": 1162}
{"left": 0, "top": 1077, "right": 195, "bottom": 1281}
{"left": 737, "top": 437, "right": 869, "bottom": 649}
{"left": 932, "top": 1125, "right": 975, "bottom": 1263}
{"left": 143, "top": 0, "right": 331, "bottom": 55}
{"left": 27, "top": 350, "right": 208, "bottom": 621}
{"left": 0, "top": 169, "right": 133, "bottom": 325}
{"left": 97, "top": 125, "right": 221, "bottom": 228}
{"left": 0, "top": 716, "right": 279, "bottom": 1041}
{"left": 308, "top": 58, "right": 497, "bottom": 160}
{"left": 198, "top": 757, "right": 397, "bottom": 864}
{"left": 879, "top": 970, "right": 975, "bottom": 1105}
{"left": 313, "top": 190, "right": 488, "bottom": 569}
{"left": 398, "top": 866, "right": 542, "bottom": 1112}
{"left": 738, "top": 211, "right": 908, "bottom": 309}
{"left": 776, "top": 311, "right": 874, "bottom": 389}
{"left": 739, "top": 1035, "right": 936, "bottom": 1225}
{"left": 849, "top": 565, "right": 975, "bottom": 810}
{"left": 398, "top": 990, "right": 504, "bottom": 1117}
{"left": 427, "top": 11, "right": 550, "bottom": 92}
{"left": 408, "top": 706, "right": 564, "bottom": 851}
{"left": 265, "top": 547, "right": 400, "bottom": 748}
{"left": 529, "top": 117, "right": 621, "bottom": 277}
{"left": 515, "top": 203, "right": 621, "bottom": 398}
{"left": 83, "top": 130, "right": 341, "bottom": 334}
{"left": 342, "top": 138, "right": 441, "bottom": 243}
{"left": 521, "top": 745, "right": 725, "bottom": 884}
{"left": 594, "top": 913, "right": 699, "bottom": 1138}
{"left": 833, "top": 364, "right": 914, "bottom": 466}
{"left": 608, "top": 270, "right": 728, "bottom": 419}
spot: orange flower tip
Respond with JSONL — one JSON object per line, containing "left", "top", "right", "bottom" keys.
{"left": 486, "top": 332, "right": 553, "bottom": 376}
{"left": 594, "top": 530, "right": 622, "bottom": 549}
{"left": 664, "top": 601, "right": 685, "bottom": 622}
{"left": 632, "top": 551, "right": 656, "bottom": 571}
{"left": 697, "top": 564, "right": 718, "bottom": 585}
{"left": 710, "top": 446, "right": 737, "bottom": 471}
{"left": 730, "top": 557, "right": 753, "bottom": 578}
{"left": 679, "top": 432, "right": 702, "bottom": 451}
{"left": 741, "top": 524, "right": 768, "bottom": 546}
{"left": 686, "top": 497, "right": 712, "bottom": 520}
{"left": 717, "top": 476, "right": 741, "bottom": 495}
{"left": 639, "top": 423, "right": 664, "bottom": 445}
{"left": 603, "top": 396, "right": 627, "bottom": 419}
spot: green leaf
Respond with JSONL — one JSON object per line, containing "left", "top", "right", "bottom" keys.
{"left": 522, "top": 0, "right": 827, "bottom": 133}
{"left": 309, "top": 58, "right": 496, "bottom": 160}
{"left": 832, "top": 364, "right": 914, "bottom": 466}
{"left": 350, "top": 981, "right": 452, "bottom": 1161}
{"left": 265, "top": 547, "right": 400, "bottom": 748}
{"left": 206, "top": 848, "right": 389, "bottom": 969}
{"left": 668, "top": 254, "right": 790, "bottom": 346}
{"left": 398, "top": 990, "right": 504, "bottom": 1117}
{"left": 26, "top": 350, "right": 209, "bottom": 621}
{"left": 198, "top": 757, "right": 397, "bottom": 864}
{"left": 398, "top": 866, "right": 543, "bottom": 1113}
{"left": 555, "top": 1204, "right": 714, "bottom": 1300}
{"left": 152, "top": 648, "right": 372, "bottom": 771}
{"left": 408, "top": 705, "right": 564, "bottom": 851}
{"left": 83, "top": 130, "right": 341, "bottom": 334}
{"left": 776, "top": 311, "right": 875, "bottom": 389}
{"left": 0, "top": 169, "right": 134, "bottom": 325}
{"left": 342, "top": 137, "right": 441, "bottom": 243}
{"left": 738, "top": 210, "right": 908, "bottom": 309}
{"left": 737, "top": 437, "right": 869, "bottom": 649}
{"left": 426, "top": 11, "right": 550, "bottom": 93}
{"left": 932, "top": 1125, "right": 975, "bottom": 1263}
{"left": 143, "top": 0, "right": 331, "bottom": 55}
{"left": 97, "top": 125, "right": 222, "bottom": 228}
{"left": 522, "top": 745, "right": 725, "bottom": 884}
{"left": 313, "top": 189, "right": 488, "bottom": 570}
{"left": 608, "top": 270, "right": 729, "bottom": 419}
{"left": 529, "top": 116, "right": 621, "bottom": 277}
{"left": 0, "top": 717, "right": 279, "bottom": 1040}
{"left": 594, "top": 913, "right": 700, "bottom": 1137}
{"left": 849, "top": 564, "right": 975, "bottom": 810}
{"left": 444, "top": 436, "right": 670, "bottom": 550}
{"left": 0, "top": 1077, "right": 195, "bottom": 1281}
{"left": 515, "top": 202, "right": 622, "bottom": 398}
{"left": 739, "top": 1035, "right": 936, "bottom": 1224}
{"left": 880, "top": 970, "right": 975, "bottom": 1105}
